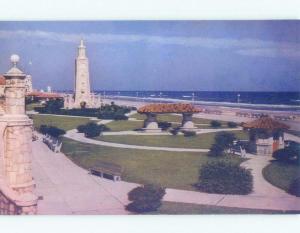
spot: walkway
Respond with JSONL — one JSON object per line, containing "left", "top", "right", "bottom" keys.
{"left": 166, "top": 154, "right": 300, "bottom": 211}
{"left": 32, "top": 139, "right": 138, "bottom": 214}
{"left": 65, "top": 129, "right": 209, "bottom": 152}
{"left": 101, "top": 127, "right": 242, "bottom": 136}
{"left": 32, "top": 137, "right": 300, "bottom": 213}
{"left": 64, "top": 123, "right": 242, "bottom": 152}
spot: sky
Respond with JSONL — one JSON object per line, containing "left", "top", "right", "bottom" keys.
{"left": 0, "top": 21, "right": 299, "bottom": 92}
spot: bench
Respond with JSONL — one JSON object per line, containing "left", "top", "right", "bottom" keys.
{"left": 42, "top": 134, "right": 62, "bottom": 153}
{"left": 90, "top": 162, "right": 122, "bottom": 181}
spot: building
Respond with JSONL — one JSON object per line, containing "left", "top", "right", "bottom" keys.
{"left": 25, "top": 75, "right": 33, "bottom": 93}
{"left": 0, "top": 75, "right": 5, "bottom": 97}
{"left": 64, "top": 40, "right": 102, "bottom": 109}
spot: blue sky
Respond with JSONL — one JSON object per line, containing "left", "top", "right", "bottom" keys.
{"left": 0, "top": 21, "right": 299, "bottom": 91}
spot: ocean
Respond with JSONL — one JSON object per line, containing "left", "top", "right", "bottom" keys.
{"left": 94, "top": 91, "right": 300, "bottom": 112}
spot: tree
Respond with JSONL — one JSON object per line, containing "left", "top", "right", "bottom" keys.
{"left": 44, "top": 99, "right": 63, "bottom": 113}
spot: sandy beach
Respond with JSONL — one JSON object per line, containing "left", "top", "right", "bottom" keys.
{"left": 102, "top": 97, "right": 300, "bottom": 131}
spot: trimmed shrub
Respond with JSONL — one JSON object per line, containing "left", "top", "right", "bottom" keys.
{"left": 77, "top": 124, "right": 86, "bottom": 133}
{"left": 183, "top": 131, "right": 196, "bottom": 137}
{"left": 158, "top": 121, "right": 172, "bottom": 131}
{"left": 114, "top": 114, "right": 128, "bottom": 120}
{"left": 288, "top": 177, "right": 300, "bottom": 197}
{"left": 227, "top": 121, "right": 238, "bottom": 128}
{"left": 170, "top": 128, "right": 179, "bottom": 136}
{"left": 241, "top": 141, "right": 257, "bottom": 154}
{"left": 78, "top": 122, "right": 111, "bottom": 138}
{"left": 126, "top": 184, "right": 166, "bottom": 213}
{"left": 215, "top": 132, "right": 236, "bottom": 148}
{"left": 196, "top": 161, "right": 253, "bottom": 195}
{"left": 39, "top": 125, "right": 65, "bottom": 138}
{"left": 83, "top": 122, "right": 102, "bottom": 138}
{"left": 210, "top": 120, "right": 221, "bottom": 128}
{"left": 273, "top": 147, "right": 300, "bottom": 164}
{"left": 208, "top": 143, "right": 225, "bottom": 157}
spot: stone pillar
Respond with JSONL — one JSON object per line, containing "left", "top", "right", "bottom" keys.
{"left": 0, "top": 55, "right": 38, "bottom": 214}
{"left": 256, "top": 137, "right": 273, "bottom": 156}
{"left": 180, "top": 113, "right": 196, "bottom": 131}
{"left": 143, "top": 113, "right": 160, "bottom": 132}
{"left": 278, "top": 136, "right": 284, "bottom": 149}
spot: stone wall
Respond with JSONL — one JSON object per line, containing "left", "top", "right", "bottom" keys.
{"left": 0, "top": 186, "right": 37, "bottom": 215}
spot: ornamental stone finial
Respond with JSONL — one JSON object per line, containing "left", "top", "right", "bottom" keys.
{"left": 10, "top": 54, "right": 20, "bottom": 67}
{"left": 5, "top": 54, "right": 24, "bottom": 76}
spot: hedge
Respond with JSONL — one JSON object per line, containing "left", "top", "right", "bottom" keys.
{"left": 196, "top": 161, "right": 253, "bottom": 195}
{"left": 126, "top": 184, "right": 166, "bottom": 213}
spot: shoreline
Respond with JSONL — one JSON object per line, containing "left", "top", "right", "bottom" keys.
{"left": 104, "top": 95, "right": 300, "bottom": 112}
{"left": 102, "top": 97, "right": 300, "bottom": 131}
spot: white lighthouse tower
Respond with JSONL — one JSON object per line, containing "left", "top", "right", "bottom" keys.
{"left": 74, "top": 39, "right": 91, "bottom": 108}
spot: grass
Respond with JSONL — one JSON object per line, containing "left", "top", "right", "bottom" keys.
{"left": 26, "top": 103, "right": 44, "bottom": 111}
{"left": 263, "top": 160, "right": 300, "bottom": 194}
{"left": 30, "top": 114, "right": 94, "bottom": 131}
{"left": 105, "top": 120, "right": 143, "bottom": 132}
{"left": 131, "top": 113, "right": 227, "bottom": 125}
{"left": 97, "top": 130, "right": 249, "bottom": 149}
{"left": 62, "top": 138, "right": 244, "bottom": 191}
{"left": 149, "top": 201, "right": 300, "bottom": 214}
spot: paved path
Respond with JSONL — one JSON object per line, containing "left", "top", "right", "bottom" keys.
{"left": 64, "top": 127, "right": 242, "bottom": 152}
{"left": 65, "top": 129, "right": 209, "bottom": 152}
{"left": 32, "top": 139, "right": 138, "bottom": 214}
{"left": 27, "top": 112, "right": 99, "bottom": 120}
{"left": 285, "top": 132, "right": 300, "bottom": 143}
{"left": 101, "top": 127, "right": 242, "bottom": 136}
{"left": 33, "top": 137, "right": 300, "bottom": 213}
{"left": 165, "top": 154, "right": 300, "bottom": 211}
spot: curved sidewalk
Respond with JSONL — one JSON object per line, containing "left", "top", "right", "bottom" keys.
{"left": 64, "top": 129, "right": 210, "bottom": 152}
{"left": 165, "top": 155, "right": 300, "bottom": 211}
{"left": 33, "top": 137, "right": 300, "bottom": 213}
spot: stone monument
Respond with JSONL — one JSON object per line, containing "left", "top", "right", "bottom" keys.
{"left": 0, "top": 54, "right": 38, "bottom": 215}
{"left": 64, "top": 40, "right": 102, "bottom": 109}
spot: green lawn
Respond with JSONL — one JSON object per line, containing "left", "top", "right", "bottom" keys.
{"left": 105, "top": 118, "right": 232, "bottom": 132}
{"left": 149, "top": 201, "right": 300, "bottom": 214}
{"left": 30, "top": 114, "right": 94, "bottom": 131}
{"left": 97, "top": 130, "right": 249, "bottom": 149}
{"left": 105, "top": 120, "right": 143, "bottom": 132}
{"left": 131, "top": 113, "right": 227, "bottom": 125}
{"left": 26, "top": 103, "right": 44, "bottom": 111}
{"left": 62, "top": 138, "right": 244, "bottom": 191}
{"left": 263, "top": 160, "right": 300, "bottom": 195}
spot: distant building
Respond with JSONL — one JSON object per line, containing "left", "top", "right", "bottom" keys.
{"left": 0, "top": 75, "right": 5, "bottom": 97}
{"left": 25, "top": 75, "right": 33, "bottom": 93}
{"left": 64, "top": 40, "right": 101, "bottom": 109}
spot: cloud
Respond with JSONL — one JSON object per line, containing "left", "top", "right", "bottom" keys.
{"left": 0, "top": 29, "right": 299, "bottom": 59}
